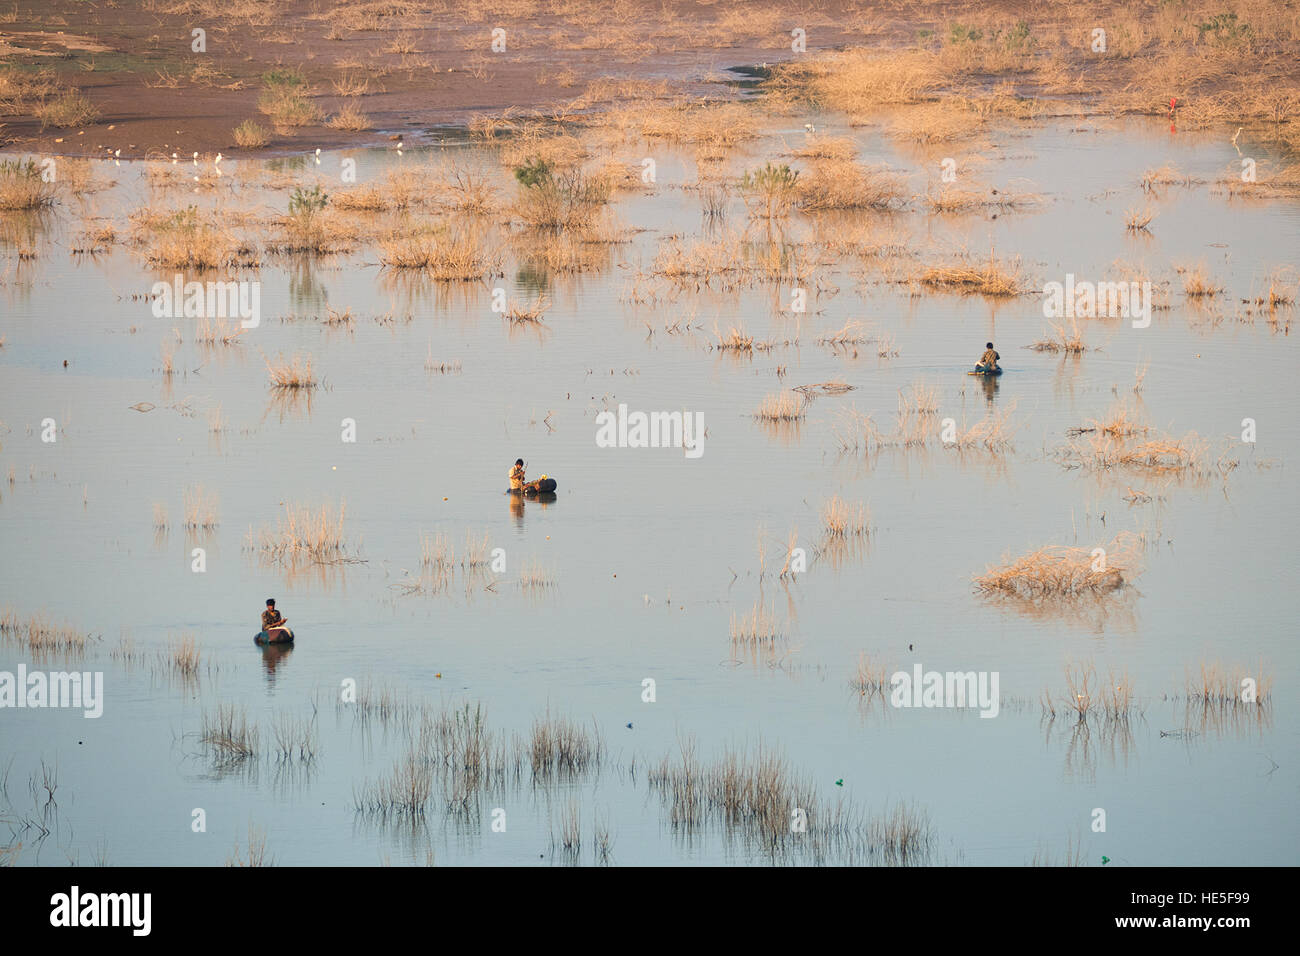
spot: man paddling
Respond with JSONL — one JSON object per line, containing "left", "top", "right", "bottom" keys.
{"left": 261, "top": 598, "right": 290, "bottom": 640}
{"left": 976, "top": 342, "right": 1000, "bottom": 373}
{"left": 508, "top": 458, "right": 526, "bottom": 492}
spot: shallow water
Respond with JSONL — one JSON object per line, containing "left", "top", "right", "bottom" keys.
{"left": 1, "top": 112, "right": 1297, "bottom": 866}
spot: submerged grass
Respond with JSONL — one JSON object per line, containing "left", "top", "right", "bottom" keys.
{"left": 249, "top": 500, "right": 351, "bottom": 565}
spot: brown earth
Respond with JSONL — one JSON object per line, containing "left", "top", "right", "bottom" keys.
{"left": 2, "top": 1, "right": 1295, "bottom": 160}
{"left": 0, "top": 0, "right": 928, "bottom": 158}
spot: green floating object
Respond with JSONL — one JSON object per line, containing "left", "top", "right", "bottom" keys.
{"left": 1102, "top": 856, "right": 1110, "bottom": 865}
{"left": 834, "top": 779, "right": 843, "bottom": 787}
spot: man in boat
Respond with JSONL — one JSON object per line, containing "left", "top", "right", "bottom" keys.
{"left": 508, "top": 458, "right": 526, "bottom": 492}
{"left": 976, "top": 342, "right": 1000, "bottom": 373}
{"left": 261, "top": 598, "right": 289, "bottom": 640}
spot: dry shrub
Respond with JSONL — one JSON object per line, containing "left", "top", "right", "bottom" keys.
{"left": 327, "top": 101, "right": 372, "bottom": 131}
{"left": 797, "top": 159, "right": 909, "bottom": 211}
{"left": 378, "top": 227, "right": 500, "bottom": 279}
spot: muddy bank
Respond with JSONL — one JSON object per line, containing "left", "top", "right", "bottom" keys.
{"left": 0, "top": 0, "right": 907, "bottom": 159}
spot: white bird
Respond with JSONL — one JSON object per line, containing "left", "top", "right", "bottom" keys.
{"left": 214, "top": 153, "right": 223, "bottom": 165}
{"left": 804, "top": 123, "right": 816, "bottom": 134}
{"left": 192, "top": 151, "right": 199, "bottom": 165}
{"left": 314, "top": 147, "right": 321, "bottom": 165}
{"left": 171, "top": 152, "right": 178, "bottom": 164}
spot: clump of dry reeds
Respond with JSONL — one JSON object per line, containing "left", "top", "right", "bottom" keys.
{"left": 754, "top": 391, "right": 807, "bottom": 422}
{"left": 327, "top": 101, "right": 372, "bottom": 131}
{"left": 0, "top": 608, "right": 93, "bottom": 659}
{"left": 816, "top": 320, "right": 870, "bottom": 349}
{"left": 918, "top": 251, "right": 1021, "bottom": 296}
{"left": 822, "top": 495, "right": 870, "bottom": 538}
{"left": 1060, "top": 406, "right": 1208, "bottom": 474}
{"left": 975, "top": 533, "right": 1143, "bottom": 599}
{"left": 195, "top": 316, "right": 244, "bottom": 347}
{"left": 183, "top": 485, "right": 219, "bottom": 530}
{"left": 943, "top": 403, "right": 1021, "bottom": 453}
{"left": 226, "top": 825, "right": 272, "bottom": 867}
{"left": 868, "top": 803, "right": 933, "bottom": 864}
{"left": 1180, "top": 264, "right": 1223, "bottom": 298}
{"left": 851, "top": 653, "right": 890, "bottom": 699}
{"left": 354, "top": 748, "right": 433, "bottom": 817}
{"left": 648, "top": 738, "right": 933, "bottom": 861}
{"left": 729, "top": 600, "right": 778, "bottom": 646}
{"left": 714, "top": 324, "right": 772, "bottom": 352}
{"left": 796, "top": 158, "right": 911, "bottom": 210}
{"left": 505, "top": 294, "right": 550, "bottom": 324}
{"left": 1124, "top": 207, "right": 1155, "bottom": 232}
{"left": 378, "top": 227, "right": 500, "bottom": 279}
{"left": 530, "top": 712, "right": 603, "bottom": 778}
{"left": 134, "top": 205, "right": 254, "bottom": 271}
{"left": 249, "top": 500, "right": 351, "bottom": 564}
{"left": 1185, "top": 661, "right": 1272, "bottom": 709}
{"left": 201, "top": 703, "right": 259, "bottom": 761}
{"left": 461, "top": 531, "right": 492, "bottom": 570}
{"left": 554, "top": 800, "right": 582, "bottom": 854}
{"left": 1031, "top": 319, "right": 1087, "bottom": 353}
{"left": 420, "top": 531, "right": 454, "bottom": 574}
{"left": 518, "top": 558, "right": 556, "bottom": 591}
{"left": 0, "top": 159, "right": 55, "bottom": 210}
{"left": 264, "top": 352, "right": 316, "bottom": 389}
{"left": 233, "top": 120, "right": 271, "bottom": 148}
{"left": 924, "top": 184, "right": 1039, "bottom": 214}
{"left": 161, "top": 633, "right": 201, "bottom": 681}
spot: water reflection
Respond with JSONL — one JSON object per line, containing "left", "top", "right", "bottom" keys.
{"left": 506, "top": 490, "right": 556, "bottom": 527}
{"left": 259, "top": 642, "right": 294, "bottom": 684}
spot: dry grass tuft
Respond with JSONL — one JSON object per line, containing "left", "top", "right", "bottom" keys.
{"left": 201, "top": 703, "right": 259, "bottom": 760}
{"left": 233, "top": 120, "right": 271, "bottom": 148}
{"left": 917, "top": 251, "right": 1021, "bottom": 296}
{"left": 797, "top": 159, "right": 909, "bottom": 211}
{"left": 754, "top": 391, "right": 807, "bottom": 423}
{"left": 264, "top": 353, "right": 316, "bottom": 389}
{"left": 1031, "top": 319, "right": 1087, "bottom": 353}
{"left": 0, "top": 608, "right": 93, "bottom": 659}
{"left": 249, "top": 500, "right": 351, "bottom": 564}
{"left": 822, "top": 495, "right": 870, "bottom": 538}
{"left": 729, "top": 600, "right": 779, "bottom": 645}
{"left": 975, "top": 533, "right": 1143, "bottom": 599}
{"left": 0, "top": 159, "right": 55, "bottom": 210}
{"left": 183, "top": 485, "right": 219, "bottom": 531}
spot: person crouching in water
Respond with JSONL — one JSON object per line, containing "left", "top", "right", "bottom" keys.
{"left": 262, "top": 598, "right": 288, "bottom": 638}
{"left": 976, "top": 342, "right": 1000, "bottom": 373}
{"left": 508, "top": 458, "right": 526, "bottom": 492}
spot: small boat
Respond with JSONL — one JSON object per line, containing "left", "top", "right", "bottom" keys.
{"left": 969, "top": 366, "right": 1003, "bottom": 376}
{"left": 509, "top": 477, "right": 558, "bottom": 496}
{"left": 254, "top": 627, "right": 294, "bottom": 645}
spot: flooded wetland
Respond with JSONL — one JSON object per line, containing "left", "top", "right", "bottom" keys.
{"left": 1, "top": 0, "right": 1298, "bottom": 868}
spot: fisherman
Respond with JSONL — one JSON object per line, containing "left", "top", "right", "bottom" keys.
{"left": 508, "top": 458, "right": 526, "bottom": 492}
{"left": 261, "top": 598, "right": 289, "bottom": 639}
{"left": 976, "top": 341, "right": 1000, "bottom": 373}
